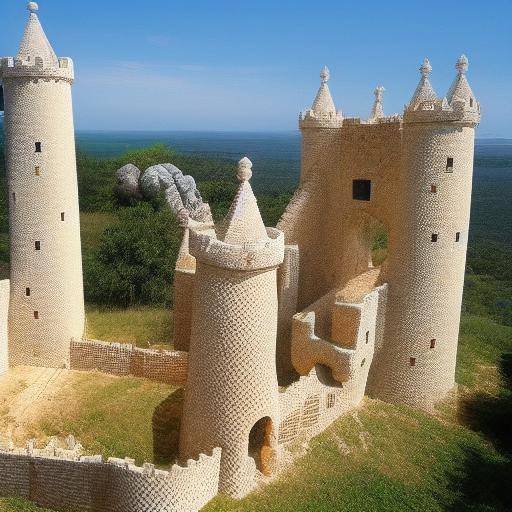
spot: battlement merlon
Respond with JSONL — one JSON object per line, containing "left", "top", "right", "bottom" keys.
{"left": 299, "top": 109, "right": 344, "bottom": 129}
{"left": 189, "top": 227, "right": 285, "bottom": 271}
{"left": 0, "top": 56, "right": 74, "bottom": 83}
{"left": 403, "top": 97, "right": 481, "bottom": 126}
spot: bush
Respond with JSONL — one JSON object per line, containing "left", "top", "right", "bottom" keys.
{"left": 84, "top": 201, "right": 182, "bottom": 307}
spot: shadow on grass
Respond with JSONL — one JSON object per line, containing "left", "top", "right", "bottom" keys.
{"left": 449, "top": 352, "right": 512, "bottom": 511}
{"left": 152, "top": 387, "right": 184, "bottom": 466}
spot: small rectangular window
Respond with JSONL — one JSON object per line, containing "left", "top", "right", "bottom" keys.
{"left": 35, "top": 241, "right": 41, "bottom": 251}
{"left": 26, "top": 287, "right": 30, "bottom": 296}
{"left": 35, "top": 166, "right": 40, "bottom": 176}
{"left": 430, "top": 339, "right": 436, "bottom": 349}
{"left": 35, "top": 142, "right": 42, "bottom": 153}
{"left": 365, "top": 331, "right": 370, "bottom": 344}
{"left": 469, "top": 98, "right": 474, "bottom": 107}
{"left": 430, "top": 184, "right": 437, "bottom": 193}
{"left": 12, "top": 192, "right": 16, "bottom": 203}
{"left": 446, "top": 157, "right": 454, "bottom": 172}
{"left": 455, "top": 232, "right": 460, "bottom": 242}
{"left": 326, "top": 393, "right": 336, "bottom": 409}
{"left": 352, "top": 179, "right": 372, "bottom": 201}
{"left": 61, "top": 212, "right": 65, "bottom": 221}
{"left": 410, "top": 357, "right": 416, "bottom": 367}
{"left": 431, "top": 234, "right": 438, "bottom": 243}
{"left": 33, "top": 311, "right": 39, "bottom": 319}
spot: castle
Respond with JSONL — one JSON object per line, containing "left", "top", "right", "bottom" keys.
{"left": 0, "top": 3, "right": 480, "bottom": 511}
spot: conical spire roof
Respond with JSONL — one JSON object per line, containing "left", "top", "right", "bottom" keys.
{"left": 311, "top": 66, "right": 337, "bottom": 115}
{"left": 369, "top": 85, "right": 385, "bottom": 121}
{"left": 409, "top": 58, "right": 437, "bottom": 107}
{"left": 217, "top": 158, "right": 268, "bottom": 244}
{"left": 447, "top": 55, "right": 476, "bottom": 106}
{"left": 16, "top": 3, "right": 58, "bottom": 67}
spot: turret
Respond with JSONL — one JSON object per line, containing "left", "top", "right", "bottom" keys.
{"left": 368, "top": 85, "right": 385, "bottom": 122}
{"left": 0, "top": 2, "right": 84, "bottom": 368}
{"left": 368, "top": 57, "right": 480, "bottom": 409}
{"left": 179, "top": 158, "right": 284, "bottom": 497}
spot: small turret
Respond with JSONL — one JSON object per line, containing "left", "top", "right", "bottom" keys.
{"left": 300, "top": 66, "right": 343, "bottom": 128}
{"left": 447, "top": 54, "right": 478, "bottom": 109}
{"left": 368, "top": 85, "right": 385, "bottom": 122}
{"left": 408, "top": 58, "right": 437, "bottom": 109}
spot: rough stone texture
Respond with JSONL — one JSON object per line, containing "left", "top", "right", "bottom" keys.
{"left": 0, "top": 438, "right": 221, "bottom": 512}
{"left": 115, "top": 164, "right": 141, "bottom": 200}
{"left": 70, "top": 339, "right": 188, "bottom": 386}
{"left": 180, "top": 159, "right": 285, "bottom": 498}
{"left": 1, "top": 6, "right": 84, "bottom": 369}
{"left": 0, "top": 280, "right": 9, "bottom": 376}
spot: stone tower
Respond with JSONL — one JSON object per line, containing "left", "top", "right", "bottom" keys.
{"left": 277, "top": 66, "right": 343, "bottom": 310}
{"left": 179, "top": 158, "right": 284, "bottom": 498}
{"left": 370, "top": 57, "right": 480, "bottom": 408}
{"left": 1, "top": 2, "right": 85, "bottom": 368}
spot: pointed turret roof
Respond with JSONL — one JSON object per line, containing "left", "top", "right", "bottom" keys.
{"left": 369, "top": 85, "right": 385, "bottom": 121}
{"left": 311, "top": 66, "right": 337, "bottom": 115}
{"left": 16, "top": 2, "right": 58, "bottom": 67}
{"left": 447, "top": 55, "right": 476, "bottom": 106}
{"left": 217, "top": 157, "right": 268, "bottom": 244}
{"left": 409, "top": 58, "right": 437, "bottom": 108}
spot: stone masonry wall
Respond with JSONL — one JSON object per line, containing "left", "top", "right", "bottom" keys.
{"left": 0, "top": 280, "right": 9, "bottom": 376}
{"left": 0, "top": 440, "right": 221, "bottom": 512}
{"left": 70, "top": 339, "right": 188, "bottom": 386}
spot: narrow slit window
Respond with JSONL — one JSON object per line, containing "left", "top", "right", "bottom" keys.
{"left": 35, "top": 241, "right": 41, "bottom": 251}
{"left": 430, "top": 339, "right": 436, "bottom": 349}
{"left": 61, "top": 212, "right": 65, "bottom": 221}
{"left": 430, "top": 184, "right": 437, "bottom": 193}
{"left": 469, "top": 98, "right": 474, "bottom": 107}
{"left": 35, "top": 142, "right": 42, "bottom": 153}
{"left": 326, "top": 393, "right": 336, "bottom": 409}
{"left": 12, "top": 192, "right": 15, "bottom": 203}
{"left": 33, "top": 311, "right": 39, "bottom": 319}
{"left": 26, "top": 287, "right": 30, "bottom": 296}
{"left": 35, "top": 166, "right": 40, "bottom": 176}
{"left": 410, "top": 357, "right": 416, "bottom": 367}
{"left": 431, "top": 233, "right": 438, "bottom": 243}
{"left": 360, "top": 358, "right": 366, "bottom": 367}
{"left": 446, "top": 157, "right": 454, "bottom": 172}
{"left": 365, "top": 331, "right": 370, "bottom": 344}
{"left": 455, "top": 232, "right": 460, "bottom": 242}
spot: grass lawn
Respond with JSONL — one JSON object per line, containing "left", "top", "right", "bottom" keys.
{"left": 84, "top": 305, "right": 173, "bottom": 348}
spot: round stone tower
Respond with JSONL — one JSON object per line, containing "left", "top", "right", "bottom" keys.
{"left": 1, "top": 2, "right": 85, "bottom": 368}
{"left": 371, "top": 57, "right": 481, "bottom": 409}
{"left": 277, "top": 66, "right": 343, "bottom": 310}
{"left": 179, "top": 158, "right": 284, "bottom": 498}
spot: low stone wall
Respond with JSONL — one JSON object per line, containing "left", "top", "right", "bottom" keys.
{"left": 0, "top": 438, "right": 221, "bottom": 512}
{"left": 70, "top": 339, "right": 188, "bottom": 386}
{"left": 0, "top": 280, "right": 9, "bottom": 376}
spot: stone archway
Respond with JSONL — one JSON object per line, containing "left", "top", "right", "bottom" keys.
{"left": 248, "top": 416, "right": 276, "bottom": 476}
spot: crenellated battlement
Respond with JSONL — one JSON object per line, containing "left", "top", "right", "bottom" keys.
{"left": 299, "top": 109, "right": 343, "bottom": 129}
{"left": 404, "top": 97, "right": 480, "bottom": 125}
{"left": 0, "top": 56, "right": 74, "bottom": 82}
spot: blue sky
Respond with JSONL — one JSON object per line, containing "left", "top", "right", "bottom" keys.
{"left": 1, "top": 0, "right": 511, "bottom": 136}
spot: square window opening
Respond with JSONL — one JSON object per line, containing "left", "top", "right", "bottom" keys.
{"left": 33, "top": 311, "right": 39, "bottom": 319}
{"left": 430, "top": 339, "right": 436, "bottom": 349}
{"left": 35, "top": 241, "right": 41, "bottom": 251}
{"left": 431, "top": 234, "right": 438, "bottom": 243}
{"left": 35, "top": 142, "right": 42, "bottom": 153}
{"left": 430, "top": 184, "right": 437, "bottom": 193}
{"left": 35, "top": 166, "right": 40, "bottom": 176}
{"left": 446, "top": 157, "right": 454, "bottom": 172}
{"left": 352, "top": 179, "right": 371, "bottom": 201}
{"left": 455, "top": 232, "right": 460, "bottom": 242}
{"left": 61, "top": 212, "right": 65, "bottom": 221}
{"left": 26, "top": 287, "right": 30, "bottom": 296}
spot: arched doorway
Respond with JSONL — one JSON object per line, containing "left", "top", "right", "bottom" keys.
{"left": 248, "top": 417, "right": 275, "bottom": 476}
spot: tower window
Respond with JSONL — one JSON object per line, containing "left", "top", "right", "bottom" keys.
{"left": 430, "top": 184, "right": 437, "bottom": 193}
{"left": 430, "top": 339, "right": 436, "bottom": 349}
{"left": 61, "top": 212, "right": 65, "bottom": 221}
{"left": 431, "top": 234, "right": 438, "bottom": 242}
{"left": 446, "top": 157, "right": 454, "bottom": 172}
{"left": 469, "top": 98, "right": 474, "bottom": 107}
{"left": 26, "top": 287, "right": 30, "bottom": 296}
{"left": 35, "top": 166, "right": 40, "bottom": 176}
{"left": 360, "top": 358, "right": 366, "bottom": 367}
{"left": 365, "top": 331, "right": 370, "bottom": 344}
{"left": 35, "top": 142, "right": 42, "bottom": 153}
{"left": 12, "top": 192, "right": 15, "bottom": 203}
{"left": 352, "top": 179, "right": 371, "bottom": 201}
{"left": 410, "top": 357, "right": 416, "bottom": 367}
{"left": 35, "top": 241, "right": 41, "bottom": 251}
{"left": 326, "top": 393, "right": 336, "bottom": 409}
{"left": 455, "top": 232, "right": 461, "bottom": 242}
{"left": 33, "top": 311, "right": 39, "bottom": 319}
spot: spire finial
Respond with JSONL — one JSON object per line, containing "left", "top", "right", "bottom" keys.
{"left": 320, "top": 66, "right": 330, "bottom": 84}
{"left": 456, "top": 54, "right": 469, "bottom": 75}
{"left": 420, "top": 58, "right": 432, "bottom": 78}
{"left": 237, "top": 157, "right": 253, "bottom": 182}
{"left": 27, "top": 2, "right": 39, "bottom": 13}
{"left": 374, "top": 85, "right": 385, "bottom": 101}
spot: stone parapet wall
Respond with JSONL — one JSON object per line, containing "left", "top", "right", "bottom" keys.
{"left": 0, "top": 439, "right": 221, "bottom": 512}
{"left": 70, "top": 339, "right": 188, "bottom": 386}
